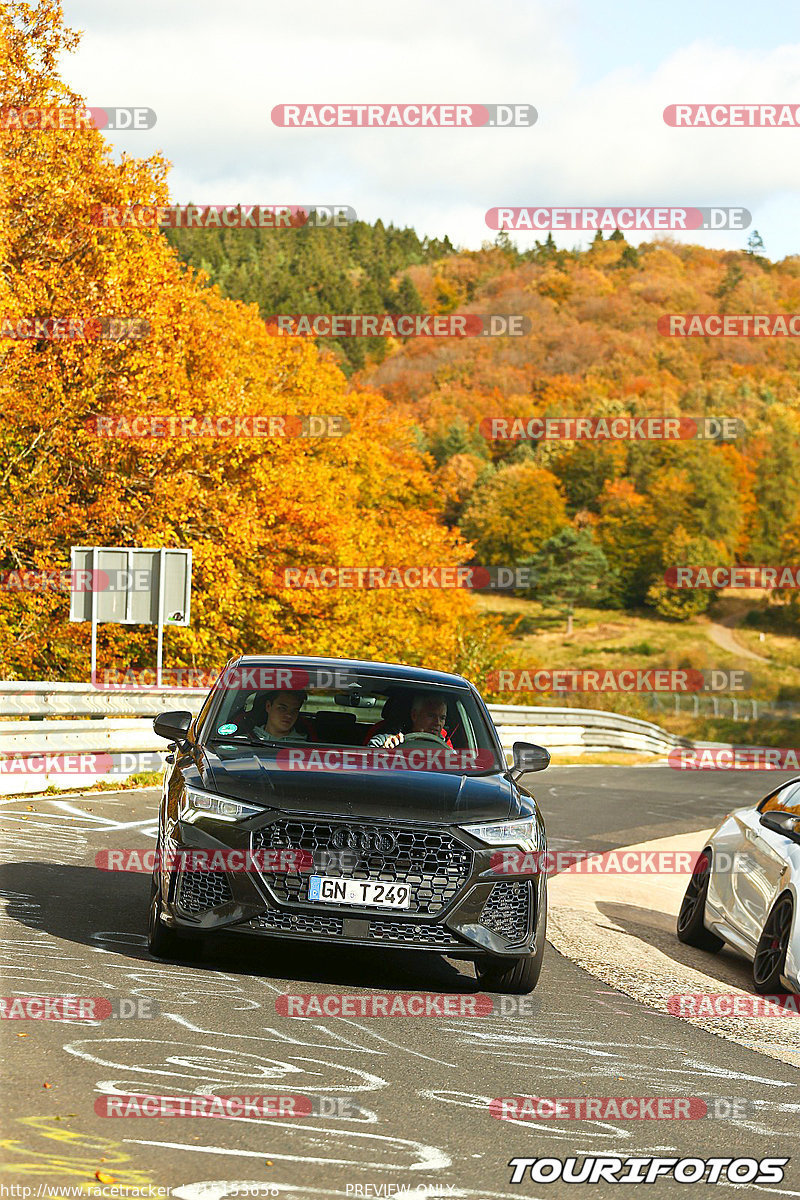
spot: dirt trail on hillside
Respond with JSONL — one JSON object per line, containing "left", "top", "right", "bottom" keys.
{"left": 704, "top": 600, "right": 770, "bottom": 663}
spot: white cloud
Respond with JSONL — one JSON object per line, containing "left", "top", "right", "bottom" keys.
{"left": 60, "top": 0, "right": 800, "bottom": 257}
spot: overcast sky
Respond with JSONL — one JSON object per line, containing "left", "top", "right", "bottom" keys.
{"left": 60, "top": 0, "right": 800, "bottom": 259}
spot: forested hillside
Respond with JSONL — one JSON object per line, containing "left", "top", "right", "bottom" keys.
{"left": 5, "top": 0, "right": 800, "bottom": 690}
{"left": 167, "top": 220, "right": 800, "bottom": 627}
{"left": 0, "top": 7, "right": 494, "bottom": 681}
{"left": 164, "top": 220, "right": 456, "bottom": 372}
{"left": 366, "top": 234, "right": 800, "bottom": 621}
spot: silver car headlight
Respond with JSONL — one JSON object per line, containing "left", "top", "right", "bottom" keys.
{"left": 459, "top": 815, "right": 542, "bottom": 851}
{"left": 180, "top": 785, "right": 264, "bottom": 824}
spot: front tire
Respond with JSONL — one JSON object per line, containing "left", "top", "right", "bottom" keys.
{"left": 476, "top": 881, "right": 546, "bottom": 994}
{"left": 677, "top": 850, "right": 724, "bottom": 952}
{"left": 753, "top": 892, "right": 794, "bottom": 994}
{"left": 477, "top": 952, "right": 542, "bottom": 994}
{"left": 147, "top": 872, "right": 195, "bottom": 959}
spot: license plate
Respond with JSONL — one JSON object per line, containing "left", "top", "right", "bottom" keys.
{"left": 307, "top": 875, "right": 411, "bottom": 908}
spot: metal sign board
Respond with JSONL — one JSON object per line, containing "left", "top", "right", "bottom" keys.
{"left": 69, "top": 546, "right": 192, "bottom": 686}
{"left": 69, "top": 547, "right": 191, "bottom": 626}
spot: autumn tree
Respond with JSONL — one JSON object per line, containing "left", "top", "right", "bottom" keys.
{"left": 525, "top": 527, "right": 613, "bottom": 633}
{"left": 749, "top": 412, "right": 800, "bottom": 560}
{"left": 435, "top": 453, "right": 484, "bottom": 526}
{"left": 592, "top": 480, "right": 658, "bottom": 606}
{"left": 645, "top": 529, "right": 730, "bottom": 620}
{"left": 0, "top": 0, "right": 499, "bottom": 681}
{"left": 459, "top": 462, "right": 567, "bottom": 565}
{"left": 774, "top": 509, "right": 800, "bottom": 632}
{"left": 550, "top": 441, "right": 626, "bottom": 513}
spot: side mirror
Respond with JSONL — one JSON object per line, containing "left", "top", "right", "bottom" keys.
{"left": 153, "top": 710, "right": 193, "bottom": 745}
{"left": 760, "top": 810, "right": 800, "bottom": 844}
{"left": 511, "top": 741, "right": 550, "bottom": 777}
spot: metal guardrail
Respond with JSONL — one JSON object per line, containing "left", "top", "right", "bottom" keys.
{"left": 0, "top": 681, "right": 209, "bottom": 719}
{"left": 648, "top": 693, "right": 800, "bottom": 721}
{"left": 3, "top": 681, "right": 792, "bottom": 724}
{"left": 0, "top": 682, "right": 692, "bottom": 794}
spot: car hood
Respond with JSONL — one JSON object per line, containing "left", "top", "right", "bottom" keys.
{"left": 198, "top": 743, "right": 517, "bottom": 822}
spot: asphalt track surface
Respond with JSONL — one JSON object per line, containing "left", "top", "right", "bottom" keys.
{"left": 1, "top": 766, "right": 799, "bottom": 1199}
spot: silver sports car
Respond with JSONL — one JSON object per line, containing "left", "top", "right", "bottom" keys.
{"left": 678, "top": 777, "right": 800, "bottom": 994}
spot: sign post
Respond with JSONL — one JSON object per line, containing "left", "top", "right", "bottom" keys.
{"left": 156, "top": 547, "right": 166, "bottom": 686}
{"left": 90, "top": 546, "right": 99, "bottom": 683}
{"left": 69, "top": 546, "right": 192, "bottom": 685}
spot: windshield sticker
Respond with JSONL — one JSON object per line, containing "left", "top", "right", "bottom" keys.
{"left": 217, "top": 723, "right": 238, "bottom": 735}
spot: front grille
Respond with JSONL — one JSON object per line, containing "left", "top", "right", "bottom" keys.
{"left": 481, "top": 881, "right": 530, "bottom": 942}
{"left": 252, "top": 820, "right": 473, "bottom": 915}
{"left": 248, "top": 909, "right": 460, "bottom": 946}
{"left": 250, "top": 910, "right": 344, "bottom": 936}
{"left": 368, "top": 919, "right": 462, "bottom": 947}
{"left": 176, "top": 871, "right": 233, "bottom": 915}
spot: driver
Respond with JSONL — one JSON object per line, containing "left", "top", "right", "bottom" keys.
{"left": 368, "top": 693, "right": 450, "bottom": 749}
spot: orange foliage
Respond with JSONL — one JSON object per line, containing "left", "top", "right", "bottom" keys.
{"left": 0, "top": 1, "right": 500, "bottom": 680}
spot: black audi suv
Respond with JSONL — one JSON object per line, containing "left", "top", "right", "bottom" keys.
{"left": 149, "top": 656, "right": 549, "bottom": 991}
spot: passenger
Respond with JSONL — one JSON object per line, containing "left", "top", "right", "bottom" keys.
{"left": 368, "top": 693, "right": 450, "bottom": 749}
{"left": 252, "top": 690, "right": 312, "bottom": 743}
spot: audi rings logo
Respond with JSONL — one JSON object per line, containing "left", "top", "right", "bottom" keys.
{"left": 330, "top": 827, "right": 398, "bottom": 855}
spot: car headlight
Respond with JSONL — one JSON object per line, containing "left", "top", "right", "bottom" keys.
{"left": 180, "top": 786, "right": 264, "bottom": 824}
{"left": 459, "top": 815, "right": 542, "bottom": 850}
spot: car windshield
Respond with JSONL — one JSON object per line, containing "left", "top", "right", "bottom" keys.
{"left": 206, "top": 668, "right": 502, "bottom": 774}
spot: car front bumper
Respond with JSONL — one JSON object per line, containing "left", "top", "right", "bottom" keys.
{"left": 156, "top": 810, "right": 546, "bottom": 960}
